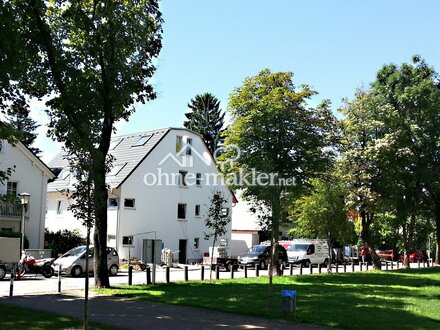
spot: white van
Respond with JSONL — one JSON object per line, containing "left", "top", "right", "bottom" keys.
{"left": 286, "top": 239, "right": 329, "bottom": 267}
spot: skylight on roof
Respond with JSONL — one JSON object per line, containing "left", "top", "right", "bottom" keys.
{"left": 110, "top": 138, "right": 123, "bottom": 150}
{"left": 109, "top": 163, "right": 126, "bottom": 176}
{"left": 133, "top": 134, "right": 152, "bottom": 147}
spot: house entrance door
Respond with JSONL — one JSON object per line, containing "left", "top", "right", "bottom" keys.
{"left": 178, "top": 239, "right": 187, "bottom": 264}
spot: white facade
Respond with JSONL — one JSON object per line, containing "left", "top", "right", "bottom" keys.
{"left": 0, "top": 140, "right": 55, "bottom": 249}
{"left": 45, "top": 128, "right": 233, "bottom": 262}
{"left": 230, "top": 190, "right": 262, "bottom": 257}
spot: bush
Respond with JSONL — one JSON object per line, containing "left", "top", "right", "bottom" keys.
{"left": 44, "top": 229, "right": 85, "bottom": 257}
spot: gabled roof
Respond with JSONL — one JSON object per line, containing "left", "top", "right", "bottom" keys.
{"left": 47, "top": 128, "right": 170, "bottom": 191}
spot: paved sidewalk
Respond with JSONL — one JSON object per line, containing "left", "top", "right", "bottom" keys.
{"left": 0, "top": 291, "right": 327, "bottom": 329}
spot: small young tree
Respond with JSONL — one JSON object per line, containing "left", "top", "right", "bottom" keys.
{"left": 204, "top": 190, "right": 231, "bottom": 281}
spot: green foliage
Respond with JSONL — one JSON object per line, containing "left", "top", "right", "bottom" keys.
{"left": 204, "top": 190, "right": 231, "bottom": 241}
{"left": 0, "top": 231, "right": 21, "bottom": 238}
{"left": 44, "top": 229, "right": 85, "bottom": 257}
{"left": 184, "top": 93, "right": 225, "bottom": 155}
{"left": 5, "top": 105, "right": 41, "bottom": 155}
{"left": 288, "top": 177, "right": 354, "bottom": 247}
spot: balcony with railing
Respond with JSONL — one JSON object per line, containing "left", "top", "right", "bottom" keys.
{"left": 0, "top": 202, "right": 22, "bottom": 219}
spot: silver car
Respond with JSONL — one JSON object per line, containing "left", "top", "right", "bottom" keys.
{"left": 54, "top": 246, "right": 119, "bottom": 277}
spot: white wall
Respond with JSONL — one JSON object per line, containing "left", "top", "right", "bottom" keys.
{"left": 0, "top": 142, "right": 52, "bottom": 249}
{"left": 115, "top": 130, "right": 233, "bottom": 261}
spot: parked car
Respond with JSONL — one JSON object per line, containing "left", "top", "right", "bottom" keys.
{"left": 399, "top": 250, "right": 424, "bottom": 263}
{"left": 53, "top": 245, "right": 119, "bottom": 277}
{"left": 376, "top": 249, "right": 397, "bottom": 261}
{"left": 287, "top": 240, "right": 329, "bottom": 267}
{"left": 237, "top": 244, "right": 288, "bottom": 270}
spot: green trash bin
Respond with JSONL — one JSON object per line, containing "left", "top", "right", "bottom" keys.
{"left": 281, "top": 290, "right": 296, "bottom": 318}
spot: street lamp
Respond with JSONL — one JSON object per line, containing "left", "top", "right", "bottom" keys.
{"left": 19, "top": 192, "right": 30, "bottom": 258}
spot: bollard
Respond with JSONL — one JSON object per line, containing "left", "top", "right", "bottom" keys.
{"left": 289, "top": 264, "right": 293, "bottom": 276}
{"left": 128, "top": 265, "right": 133, "bottom": 285}
{"left": 309, "top": 263, "right": 313, "bottom": 274}
{"left": 335, "top": 263, "right": 339, "bottom": 273}
{"left": 244, "top": 265, "right": 248, "bottom": 278}
{"left": 201, "top": 266, "right": 204, "bottom": 281}
{"left": 360, "top": 263, "right": 363, "bottom": 272}
{"left": 391, "top": 261, "right": 394, "bottom": 270}
{"left": 166, "top": 266, "right": 170, "bottom": 283}
{"left": 427, "top": 259, "right": 431, "bottom": 267}
{"left": 58, "top": 264, "right": 62, "bottom": 293}
{"left": 417, "top": 260, "right": 421, "bottom": 268}
{"left": 256, "top": 264, "right": 260, "bottom": 277}
{"left": 9, "top": 265, "right": 15, "bottom": 297}
{"left": 343, "top": 264, "right": 347, "bottom": 273}
{"left": 366, "top": 263, "right": 369, "bottom": 271}
{"left": 299, "top": 263, "right": 303, "bottom": 275}
{"left": 230, "top": 266, "right": 234, "bottom": 279}
{"left": 280, "top": 264, "right": 284, "bottom": 276}
{"left": 423, "top": 260, "right": 426, "bottom": 268}
{"left": 351, "top": 262, "right": 355, "bottom": 273}
{"left": 386, "top": 262, "right": 388, "bottom": 271}
{"left": 184, "top": 266, "right": 189, "bottom": 281}
{"left": 318, "top": 264, "right": 322, "bottom": 274}
{"left": 146, "top": 267, "right": 152, "bottom": 284}
{"left": 397, "top": 261, "right": 400, "bottom": 269}
{"left": 215, "top": 265, "right": 220, "bottom": 280}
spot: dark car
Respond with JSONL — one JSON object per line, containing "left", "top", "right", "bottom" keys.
{"left": 237, "top": 244, "right": 288, "bottom": 270}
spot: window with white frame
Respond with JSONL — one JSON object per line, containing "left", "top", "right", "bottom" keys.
{"left": 124, "top": 198, "right": 135, "bottom": 208}
{"left": 194, "top": 238, "right": 199, "bottom": 250}
{"left": 179, "top": 170, "right": 187, "bottom": 187}
{"left": 196, "top": 173, "right": 202, "bottom": 186}
{"left": 6, "top": 182, "right": 17, "bottom": 196}
{"left": 195, "top": 204, "right": 201, "bottom": 217}
{"left": 56, "top": 200, "right": 63, "bottom": 214}
{"left": 133, "top": 135, "right": 152, "bottom": 147}
{"left": 177, "top": 203, "right": 187, "bottom": 219}
{"left": 108, "top": 198, "right": 118, "bottom": 207}
{"left": 110, "top": 138, "right": 123, "bottom": 150}
{"left": 122, "top": 236, "right": 133, "bottom": 245}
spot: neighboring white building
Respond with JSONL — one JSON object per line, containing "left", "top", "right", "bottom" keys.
{"left": 45, "top": 128, "right": 233, "bottom": 262}
{"left": 0, "top": 140, "right": 55, "bottom": 249}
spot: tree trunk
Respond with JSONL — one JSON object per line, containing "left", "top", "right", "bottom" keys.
{"left": 93, "top": 153, "right": 110, "bottom": 288}
{"left": 360, "top": 210, "right": 381, "bottom": 270}
{"left": 436, "top": 216, "right": 440, "bottom": 265}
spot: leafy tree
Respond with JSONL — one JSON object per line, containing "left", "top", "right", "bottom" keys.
{"left": 184, "top": 93, "right": 225, "bottom": 155}
{"left": 223, "top": 69, "right": 338, "bottom": 305}
{"left": 288, "top": 175, "right": 353, "bottom": 272}
{"left": 340, "top": 90, "right": 391, "bottom": 269}
{"left": 4, "top": 0, "right": 163, "bottom": 288}
{"left": 371, "top": 56, "right": 440, "bottom": 266}
{"left": 204, "top": 189, "right": 231, "bottom": 281}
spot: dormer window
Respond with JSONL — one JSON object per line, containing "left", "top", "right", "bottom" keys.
{"left": 186, "top": 138, "right": 193, "bottom": 155}
{"left": 133, "top": 135, "right": 152, "bottom": 147}
{"left": 110, "top": 138, "right": 123, "bottom": 150}
{"left": 176, "top": 136, "right": 183, "bottom": 153}
{"left": 109, "top": 163, "right": 126, "bottom": 176}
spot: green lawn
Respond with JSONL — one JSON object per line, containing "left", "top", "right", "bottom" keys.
{"left": 0, "top": 304, "right": 121, "bottom": 330}
{"left": 99, "top": 267, "right": 440, "bottom": 329}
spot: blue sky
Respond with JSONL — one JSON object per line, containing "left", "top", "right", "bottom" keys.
{"left": 33, "top": 0, "right": 440, "bottom": 162}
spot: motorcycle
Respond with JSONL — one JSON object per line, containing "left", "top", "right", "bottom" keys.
{"left": 16, "top": 255, "right": 55, "bottom": 279}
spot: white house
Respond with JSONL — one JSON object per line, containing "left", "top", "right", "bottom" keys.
{"left": 45, "top": 128, "right": 234, "bottom": 262}
{"left": 0, "top": 140, "right": 55, "bottom": 249}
